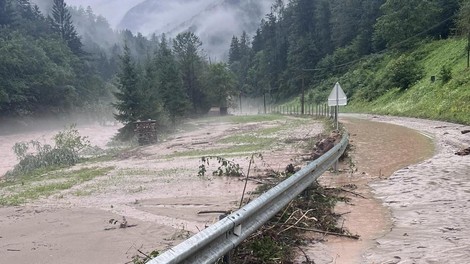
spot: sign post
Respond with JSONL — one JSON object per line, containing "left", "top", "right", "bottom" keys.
{"left": 327, "top": 82, "right": 347, "bottom": 173}
{"left": 328, "top": 82, "right": 347, "bottom": 130}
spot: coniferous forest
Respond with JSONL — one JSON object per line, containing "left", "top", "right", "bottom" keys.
{"left": 1, "top": 0, "right": 470, "bottom": 137}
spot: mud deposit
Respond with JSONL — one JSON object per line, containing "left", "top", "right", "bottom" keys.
{"left": 362, "top": 115, "right": 470, "bottom": 264}
{"left": 299, "top": 116, "right": 434, "bottom": 264}
{"left": 0, "top": 116, "right": 323, "bottom": 263}
{"left": 306, "top": 115, "right": 470, "bottom": 264}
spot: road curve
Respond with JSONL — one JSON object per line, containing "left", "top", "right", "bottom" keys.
{"left": 349, "top": 115, "right": 470, "bottom": 264}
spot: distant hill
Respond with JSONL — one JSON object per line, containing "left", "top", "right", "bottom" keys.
{"left": 118, "top": 0, "right": 272, "bottom": 59}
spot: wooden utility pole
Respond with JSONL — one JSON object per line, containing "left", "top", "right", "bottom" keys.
{"left": 467, "top": 32, "right": 470, "bottom": 68}
{"left": 301, "top": 77, "right": 305, "bottom": 115}
{"left": 263, "top": 90, "right": 267, "bottom": 114}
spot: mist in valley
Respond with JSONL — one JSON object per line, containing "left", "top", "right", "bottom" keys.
{"left": 58, "top": 0, "right": 272, "bottom": 59}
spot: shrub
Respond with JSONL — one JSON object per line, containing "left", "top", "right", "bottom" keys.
{"left": 388, "top": 55, "right": 424, "bottom": 90}
{"left": 7, "top": 125, "right": 90, "bottom": 177}
{"left": 440, "top": 65, "right": 452, "bottom": 83}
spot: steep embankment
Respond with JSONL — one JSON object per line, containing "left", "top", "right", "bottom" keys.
{"left": 347, "top": 39, "right": 470, "bottom": 124}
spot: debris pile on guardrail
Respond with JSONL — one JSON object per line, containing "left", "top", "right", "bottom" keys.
{"left": 230, "top": 177, "right": 359, "bottom": 263}
{"left": 310, "top": 131, "right": 342, "bottom": 160}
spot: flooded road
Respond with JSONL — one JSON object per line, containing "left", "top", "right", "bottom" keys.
{"left": 309, "top": 114, "right": 470, "bottom": 264}
{"left": 360, "top": 115, "right": 470, "bottom": 264}
{"left": 306, "top": 116, "right": 434, "bottom": 264}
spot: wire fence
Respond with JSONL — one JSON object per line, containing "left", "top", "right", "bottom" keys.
{"left": 260, "top": 103, "right": 333, "bottom": 117}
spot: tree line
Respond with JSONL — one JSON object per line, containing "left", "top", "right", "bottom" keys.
{"left": 0, "top": 0, "right": 105, "bottom": 119}
{"left": 113, "top": 32, "right": 237, "bottom": 139}
{"left": 227, "top": 0, "right": 464, "bottom": 104}
{"left": 3, "top": 0, "right": 470, "bottom": 138}
{"left": 0, "top": 0, "right": 238, "bottom": 139}
{"left": 0, "top": 0, "right": 162, "bottom": 121}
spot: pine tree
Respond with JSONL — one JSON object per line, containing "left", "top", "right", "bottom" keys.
{"left": 156, "top": 35, "right": 190, "bottom": 122}
{"left": 113, "top": 44, "right": 141, "bottom": 139}
{"left": 50, "top": 0, "right": 82, "bottom": 55}
{"left": 228, "top": 36, "right": 241, "bottom": 64}
{"left": 173, "top": 32, "right": 208, "bottom": 114}
{"left": 205, "top": 63, "right": 236, "bottom": 108}
{"left": 0, "top": 0, "right": 15, "bottom": 26}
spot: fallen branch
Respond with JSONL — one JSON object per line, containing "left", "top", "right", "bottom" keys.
{"left": 296, "top": 246, "right": 313, "bottom": 264}
{"left": 339, "top": 188, "right": 368, "bottom": 199}
{"left": 104, "top": 224, "right": 138, "bottom": 231}
{"left": 192, "top": 141, "right": 209, "bottom": 146}
{"left": 241, "top": 177, "right": 268, "bottom": 184}
{"left": 166, "top": 143, "right": 183, "bottom": 149}
{"left": 292, "top": 226, "right": 360, "bottom": 240}
{"left": 461, "top": 130, "right": 470, "bottom": 135}
{"left": 197, "top": 210, "right": 231, "bottom": 215}
{"left": 137, "top": 249, "right": 151, "bottom": 259}
{"left": 278, "top": 209, "right": 315, "bottom": 235}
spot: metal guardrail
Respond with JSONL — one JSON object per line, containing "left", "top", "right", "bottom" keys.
{"left": 148, "top": 133, "right": 349, "bottom": 264}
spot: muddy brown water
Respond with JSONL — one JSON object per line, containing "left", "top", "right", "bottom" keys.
{"left": 303, "top": 117, "right": 434, "bottom": 264}
{"left": 362, "top": 115, "right": 470, "bottom": 264}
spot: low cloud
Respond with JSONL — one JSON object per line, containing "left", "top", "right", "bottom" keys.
{"left": 65, "top": 0, "right": 145, "bottom": 28}
{"left": 38, "top": 0, "right": 273, "bottom": 58}
{"left": 118, "top": 0, "right": 272, "bottom": 59}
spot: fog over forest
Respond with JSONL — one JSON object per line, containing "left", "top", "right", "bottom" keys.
{"left": 33, "top": 0, "right": 272, "bottom": 59}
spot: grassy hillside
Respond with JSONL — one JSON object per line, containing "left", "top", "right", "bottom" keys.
{"left": 285, "top": 38, "right": 470, "bottom": 125}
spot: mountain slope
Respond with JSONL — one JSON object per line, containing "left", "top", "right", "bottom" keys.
{"left": 350, "top": 39, "right": 470, "bottom": 124}
{"left": 287, "top": 38, "right": 470, "bottom": 125}
{"left": 118, "top": 0, "right": 271, "bottom": 58}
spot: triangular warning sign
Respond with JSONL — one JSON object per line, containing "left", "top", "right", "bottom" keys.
{"left": 328, "top": 82, "right": 347, "bottom": 106}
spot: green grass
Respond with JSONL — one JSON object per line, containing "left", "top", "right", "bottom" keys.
{"left": 69, "top": 168, "right": 193, "bottom": 196}
{"left": 281, "top": 38, "right": 470, "bottom": 125}
{"left": 184, "top": 114, "right": 286, "bottom": 125}
{"left": 0, "top": 166, "right": 114, "bottom": 206}
{"left": 166, "top": 116, "right": 313, "bottom": 158}
{"left": 166, "top": 143, "right": 276, "bottom": 158}
{"left": 349, "top": 39, "right": 470, "bottom": 124}
{"left": 227, "top": 114, "right": 286, "bottom": 123}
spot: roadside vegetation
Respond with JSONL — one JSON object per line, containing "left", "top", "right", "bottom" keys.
{"left": 302, "top": 38, "right": 470, "bottom": 125}
{"left": 227, "top": 0, "right": 470, "bottom": 125}
{"left": 230, "top": 182, "right": 358, "bottom": 264}
{"left": 0, "top": 166, "right": 113, "bottom": 206}
{"left": 0, "top": 125, "right": 115, "bottom": 206}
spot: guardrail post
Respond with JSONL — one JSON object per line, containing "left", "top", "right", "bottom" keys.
{"left": 219, "top": 214, "right": 231, "bottom": 264}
